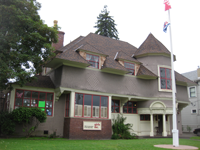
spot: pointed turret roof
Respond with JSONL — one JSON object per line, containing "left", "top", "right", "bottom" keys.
{"left": 134, "top": 33, "right": 170, "bottom": 57}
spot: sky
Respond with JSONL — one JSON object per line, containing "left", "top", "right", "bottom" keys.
{"left": 37, "top": 0, "right": 200, "bottom": 74}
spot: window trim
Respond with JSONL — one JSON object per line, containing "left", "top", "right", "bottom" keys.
{"left": 191, "top": 109, "right": 197, "bottom": 114}
{"left": 74, "top": 93, "right": 109, "bottom": 119}
{"left": 123, "top": 101, "right": 137, "bottom": 114}
{"left": 86, "top": 53, "right": 99, "bottom": 69}
{"left": 140, "top": 114, "right": 150, "bottom": 121}
{"left": 158, "top": 65, "right": 172, "bottom": 92}
{"left": 65, "top": 94, "right": 70, "bottom": 117}
{"left": 14, "top": 89, "right": 54, "bottom": 117}
{"left": 124, "top": 61, "right": 135, "bottom": 75}
{"left": 188, "top": 86, "right": 196, "bottom": 98}
{"left": 111, "top": 100, "right": 120, "bottom": 113}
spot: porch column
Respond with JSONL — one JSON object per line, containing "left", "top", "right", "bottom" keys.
{"left": 167, "top": 115, "right": 171, "bottom": 135}
{"left": 162, "top": 114, "right": 167, "bottom": 136}
{"left": 150, "top": 114, "right": 154, "bottom": 136}
{"left": 108, "top": 96, "right": 112, "bottom": 119}
{"left": 69, "top": 91, "right": 75, "bottom": 117}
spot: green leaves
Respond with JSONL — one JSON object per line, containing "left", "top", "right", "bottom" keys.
{"left": 11, "top": 107, "right": 47, "bottom": 137}
{"left": 0, "top": 111, "right": 15, "bottom": 136}
{"left": 12, "top": 107, "right": 47, "bottom": 124}
{"left": 111, "top": 114, "right": 134, "bottom": 139}
{"left": 94, "top": 5, "right": 119, "bottom": 40}
{"left": 0, "top": 0, "right": 58, "bottom": 90}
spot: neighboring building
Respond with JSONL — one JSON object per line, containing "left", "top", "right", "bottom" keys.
{"left": 6, "top": 28, "right": 195, "bottom": 139}
{"left": 181, "top": 68, "right": 200, "bottom": 132}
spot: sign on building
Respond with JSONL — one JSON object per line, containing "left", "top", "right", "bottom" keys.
{"left": 83, "top": 121, "right": 102, "bottom": 130}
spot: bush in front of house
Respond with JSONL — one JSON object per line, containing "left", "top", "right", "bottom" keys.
{"left": 111, "top": 114, "right": 137, "bottom": 139}
{"left": 12, "top": 107, "right": 47, "bottom": 138}
{"left": 0, "top": 111, "right": 15, "bottom": 136}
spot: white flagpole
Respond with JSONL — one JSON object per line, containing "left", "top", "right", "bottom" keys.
{"left": 168, "top": 9, "right": 179, "bottom": 147}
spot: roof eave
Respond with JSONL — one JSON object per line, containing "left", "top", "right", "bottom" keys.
{"left": 44, "top": 58, "right": 89, "bottom": 69}
{"left": 136, "top": 75, "right": 157, "bottom": 80}
{"left": 134, "top": 53, "right": 176, "bottom": 61}
{"left": 101, "top": 68, "right": 129, "bottom": 76}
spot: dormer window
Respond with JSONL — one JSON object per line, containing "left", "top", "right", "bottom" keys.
{"left": 124, "top": 62, "right": 135, "bottom": 75}
{"left": 86, "top": 54, "right": 99, "bottom": 69}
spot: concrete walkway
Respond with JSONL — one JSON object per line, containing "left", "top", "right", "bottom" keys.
{"left": 154, "top": 145, "right": 198, "bottom": 149}
{"left": 179, "top": 132, "right": 198, "bottom": 139}
{"left": 154, "top": 132, "right": 199, "bottom": 150}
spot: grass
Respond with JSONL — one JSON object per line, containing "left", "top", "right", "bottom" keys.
{"left": 0, "top": 137, "right": 200, "bottom": 150}
{"left": 190, "top": 136, "right": 200, "bottom": 140}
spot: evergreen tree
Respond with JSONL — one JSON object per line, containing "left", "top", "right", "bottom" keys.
{"left": 0, "top": 0, "right": 58, "bottom": 90}
{"left": 94, "top": 5, "right": 119, "bottom": 40}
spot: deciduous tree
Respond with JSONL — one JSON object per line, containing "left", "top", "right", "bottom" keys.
{"left": 0, "top": 0, "right": 58, "bottom": 90}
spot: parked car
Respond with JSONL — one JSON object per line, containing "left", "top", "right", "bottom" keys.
{"left": 193, "top": 128, "right": 200, "bottom": 136}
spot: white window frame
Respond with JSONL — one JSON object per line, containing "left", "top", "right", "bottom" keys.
{"left": 188, "top": 86, "right": 197, "bottom": 98}
{"left": 86, "top": 53, "right": 100, "bottom": 69}
{"left": 157, "top": 65, "right": 173, "bottom": 92}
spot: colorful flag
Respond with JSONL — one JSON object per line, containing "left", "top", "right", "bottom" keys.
{"left": 164, "top": 0, "right": 171, "bottom": 11}
{"left": 163, "top": 21, "right": 170, "bottom": 33}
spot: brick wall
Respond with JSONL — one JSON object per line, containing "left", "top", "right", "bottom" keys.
{"left": 52, "top": 31, "right": 65, "bottom": 50}
{"left": 64, "top": 118, "right": 112, "bottom": 139}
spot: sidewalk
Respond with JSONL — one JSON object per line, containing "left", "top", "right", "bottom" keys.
{"left": 138, "top": 132, "right": 197, "bottom": 139}
{"left": 154, "top": 132, "right": 199, "bottom": 150}
{"left": 179, "top": 132, "right": 197, "bottom": 139}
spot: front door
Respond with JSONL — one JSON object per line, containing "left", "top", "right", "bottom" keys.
{"left": 158, "top": 115, "right": 163, "bottom": 134}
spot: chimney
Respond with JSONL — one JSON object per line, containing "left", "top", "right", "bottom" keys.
{"left": 197, "top": 67, "right": 200, "bottom": 79}
{"left": 52, "top": 20, "right": 65, "bottom": 50}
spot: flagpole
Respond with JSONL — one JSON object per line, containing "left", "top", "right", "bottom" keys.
{"left": 168, "top": 9, "right": 179, "bottom": 147}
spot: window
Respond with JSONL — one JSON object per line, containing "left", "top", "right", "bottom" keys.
{"left": 86, "top": 54, "right": 99, "bottom": 68}
{"left": 160, "top": 68, "right": 171, "bottom": 89}
{"left": 75, "top": 93, "right": 108, "bottom": 118}
{"left": 189, "top": 87, "right": 196, "bottom": 98}
{"left": 65, "top": 94, "right": 70, "bottom": 117}
{"left": 15, "top": 89, "right": 54, "bottom": 116}
{"left": 191, "top": 109, "right": 197, "bottom": 114}
{"left": 124, "top": 62, "right": 135, "bottom": 75}
{"left": 123, "top": 101, "right": 137, "bottom": 114}
{"left": 112, "top": 100, "right": 120, "bottom": 113}
{"left": 140, "top": 115, "right": 150, "bottom": 121}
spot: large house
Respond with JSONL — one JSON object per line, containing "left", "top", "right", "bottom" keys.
{"left": 6, "top": 27, "right": 195, "bottom": 139}
{"left": 181, "top": 68, "right": 200, "bottom": 132}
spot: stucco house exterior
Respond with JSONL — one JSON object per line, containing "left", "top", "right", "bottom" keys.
{"left": 181, "top": 68, "right": 200, "bottom": 132}
{"left": 6, "top": 29, "right": 195, "bottom": 139}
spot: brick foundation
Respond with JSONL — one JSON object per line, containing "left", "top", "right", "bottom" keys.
{"left": 63, "top": 118, "right": 112, "bottom": 139}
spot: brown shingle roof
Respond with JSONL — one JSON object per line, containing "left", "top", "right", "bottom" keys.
{"left": 25, "top": 76, "right": 55, "bottom": 89}
{"left": 134, "top": 33, "right": 170, "bottom": 57}
{"left": 77, "top": 42, "right": 106, "bottom": 55}
{"left": 116, "top": 51, "right": 140, "bottom": 63}
{"left": 175, "top": 71, "right": 197, "bottom": 86}
{"left": 102, "top": 57, "right": 129, "bottom": 72}
{"left": 56, "top": 47, "right": 89, "bottom": 64}
{"left": 56, "top": 33, "right": 137, "bottom": 62}
{"left": 137, "top": 65, "right": 158, "bottom": 78}
{"left": 59, "top": 36, "right": 84, "bottom": 52}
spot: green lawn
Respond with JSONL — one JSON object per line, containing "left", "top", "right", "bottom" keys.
{"left": 0, "top": 137, "right": 199, "bottom": 150}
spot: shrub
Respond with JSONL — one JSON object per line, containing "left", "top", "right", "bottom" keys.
{"left": 187, "top": 125, "right": 191, "bottom": 132}
{"left": 111, "top": 133, "right": 120, "bottom": 139}
{"left": 0, "top": 111, "right": 15, "bottom": 136}
{"left": 12, "top": 107, "right": 47, "bottom": 138}
{"left": 111, "top": 114, "right": 135, "bottom": 139}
